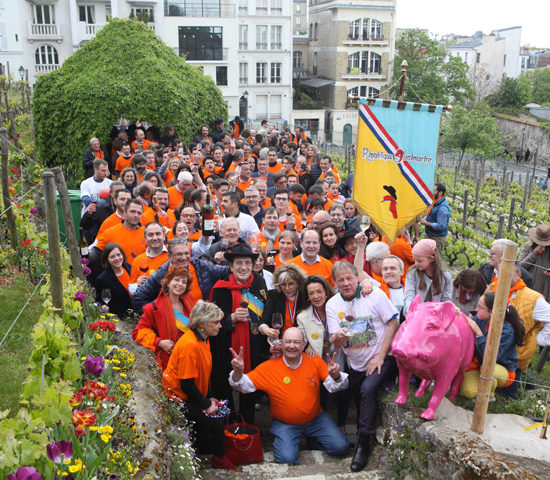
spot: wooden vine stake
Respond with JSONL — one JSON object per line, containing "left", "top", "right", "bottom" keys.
{"left": 471, "top": 240, "right": 518, "bottom": 434}
{"left": 42, "top": 171, "right": 64, "bottom": 315}
{"left": 0, "top": 127, "right": 18, "bottom": 250}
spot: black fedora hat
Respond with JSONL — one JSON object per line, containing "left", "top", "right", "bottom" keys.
{"left": 224, "top": 243, "right": 259, "bottom": 262}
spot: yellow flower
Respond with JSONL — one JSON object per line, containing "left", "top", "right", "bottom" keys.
{"left": 68, "top": 459, "right": 84, "bottom": 473}
{"left": 127, "top": 461, "right": 134, "bottom": 473}
{"left": 119, "top": 373, "right": 127, "bottom": 378}
{"left": 101, "top": 433, "right": 112, "bottom": 443}
{"left": 95, "top": 333, "right": 102, "bottom": 339}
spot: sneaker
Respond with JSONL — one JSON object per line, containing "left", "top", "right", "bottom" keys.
{"left": 212, "top": 455, "right": 241, "bottom": 471}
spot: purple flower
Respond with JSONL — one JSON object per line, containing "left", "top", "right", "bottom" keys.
{"left": 81, "top": 257, "right": 90, "bottom": 265}
{"left": 74, "top": 292, "right": 86, "bottom": 303}
{"left": 30, "top": 207, "right": 38, "bottom": 215}
{"left": 84, "top": 355, "right": 105, "bottom": 377}
{"left": 82, "top": 266, "right": 92, "bottom": 276}
{"left": 7, "top": 466, "right": 42, "bottom": 480}
{"left": 108, "top": 475, "right": 119, "bottom": 480}
{"left": 46, "top": 441, "right": 73, "bottom": 463}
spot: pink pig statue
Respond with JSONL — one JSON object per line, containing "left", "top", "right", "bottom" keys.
{"left": 391, "top": 295, "right": 474, "bottom": 420}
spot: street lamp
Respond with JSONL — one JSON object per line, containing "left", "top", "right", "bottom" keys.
{"left": 18, "top": 65, "right": 25, "bottom": 81}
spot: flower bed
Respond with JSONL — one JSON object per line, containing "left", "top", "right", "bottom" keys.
{"left": 0, "top": 162, "right": 197, "bottom": 479}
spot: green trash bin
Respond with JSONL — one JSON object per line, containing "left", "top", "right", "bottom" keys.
{"left": 56, "top": 190, "right": 82, "bottom": 242}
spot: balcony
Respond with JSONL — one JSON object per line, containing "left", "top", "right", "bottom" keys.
{"left": 342, "top": 67, "right": 383, "bottom": 80}
{"left": 173, "top": 47, "right": 229, "bottom": 62}
{"left": 35, "top": 64, "right": 60, "bottom": 75}
{"left": 74, "top": 22, "right": 106, "bottom": 44}
{"left": 27, "top": 21, "right": 63, "bottom": 42}
{"left": 343, "top": 35, "right": 387, "bottom": 47}
{"left": 165, "top": 1, "right": 236, "bottom": 17}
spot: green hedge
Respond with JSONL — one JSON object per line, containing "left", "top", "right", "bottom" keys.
{"left": 33, "top": 18, "right": 227, "bottom": 182}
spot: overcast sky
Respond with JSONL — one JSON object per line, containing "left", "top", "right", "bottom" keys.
{"left": 395, "top": 0, "right": 549, "bottom": 48}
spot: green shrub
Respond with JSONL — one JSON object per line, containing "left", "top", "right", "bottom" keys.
{"left": 33, "top": 18, "right": 227, "bottom": 182}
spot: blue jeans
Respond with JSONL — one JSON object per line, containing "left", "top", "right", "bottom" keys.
{"left": 270, "top": 410, "right": 349, "bottom": 464}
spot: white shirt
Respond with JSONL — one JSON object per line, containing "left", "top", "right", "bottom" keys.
{"left": 326, "top": 287, "right": 398, "bottom": 371}
{"left": 80, "top": 176, "right": 112, "bottom": 216}
{"left": 227, "top": 212, "right": 260, "bottom": 242}
{"left": 388, "top": 286, "right": 405, "bottom": 311}
{"left": 228, "top": 354, "right": 349, "bottom": 393}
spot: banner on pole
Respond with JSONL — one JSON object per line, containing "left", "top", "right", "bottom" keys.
{"left": 353, "top": 98, "right": 443, "bottom": 242}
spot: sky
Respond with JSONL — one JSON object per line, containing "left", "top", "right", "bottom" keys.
{"left": 395, "top": 0, "right": 549, "bottom": 48}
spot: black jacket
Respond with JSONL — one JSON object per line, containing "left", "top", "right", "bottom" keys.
{"left": 94, "top": 263, "right": 132, "bottom": 318}
{"left": 83, "top": 147, "right": 111, "bottom": 178}
{"left": 79, "top": 197, "right": 117, "bottom": 244}
{"left": 479, "top": 262, "right": 533, "bottom": 289}
{"left": 262, "top": 289, "right": 307, "bottom": 329}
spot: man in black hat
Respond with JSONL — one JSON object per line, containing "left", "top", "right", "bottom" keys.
{"left": 212, "top": 119, "right": 228, "bottom": 143}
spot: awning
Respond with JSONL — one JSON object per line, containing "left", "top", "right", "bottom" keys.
{"left": 301, "top": 78, "right": 335, "bottom": 88}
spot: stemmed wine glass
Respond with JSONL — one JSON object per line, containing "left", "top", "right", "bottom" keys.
{"left": 269, "top": 313, "right": 283, "bottom": 346}
{"left": 102, "top": 288, "right": 111, "bottom": 306}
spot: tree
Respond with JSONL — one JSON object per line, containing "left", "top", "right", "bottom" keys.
{"left": 440, "top": 102, "right": 504, "bottom": 175}
{"left": 33, "top": 18, "right": 227, "bottom": 181}
{"left": 488, "top": 76, "right": 531, "bottom": 110}
{"left": 390, "top": 29, "right": 473, "bottom": 105}
{"left": 530, "top": 67, "right": 550, "bottom": 105}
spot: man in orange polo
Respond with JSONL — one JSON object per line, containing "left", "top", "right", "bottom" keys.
{"left": 131, "top": 128, "right": 152, "bottom": 152}
{"left": 141, "top": 188, "right": 177, "bottom": 230}
{"left": 289, "top": 230, "right": 334, "bottom": 286}
{"left": 229, "top": 327, "right": 349, "bottom": 464}
{"left": 168, "top": 171, "right": 194, "bottom": 211}
{"left": 94, "top": 188, "right": 131, "bottom": 239}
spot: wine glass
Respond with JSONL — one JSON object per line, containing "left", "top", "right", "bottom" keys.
{"left": 139, "top": 265, "right": 149, "bottom": 274}
{"left": 220, "top": 238, "right": 229, "bottom": 252}
{"left": 90, "top": 193, "right": 98, "bottom": 204}
{"left": 102, "top": 289, "right": 111, "bottom": 305}
{"left": 269, "top": 313, "right": 283, "bottom": 346}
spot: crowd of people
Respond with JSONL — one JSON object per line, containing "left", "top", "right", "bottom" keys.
{"left": 79, "top": 118, "right": 550, "bottom": 472}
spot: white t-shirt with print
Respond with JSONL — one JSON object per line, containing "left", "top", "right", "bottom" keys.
{"left": 326, "top": 287, "right": 398, "bottom": 371}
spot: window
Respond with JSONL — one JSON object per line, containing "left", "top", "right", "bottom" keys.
{"left": 348, "top": 19, "right": 360, "bottom": 40}
{"left": 362, "top": 18, "right": 369, "bottom": 40}
{"left": 313, "top": 52, "right": 317, "bottom": 75}
{"left": 369, "top": 52, "right": 381, "bottom": 74}
{"left": 256, "top": 62, "right": 267, "bottom": 83}
{"left": 314, "top": 23, "right": 318, "bottom": 41}
{"left": 178, "top": 26, "right": 223, "bottom": 60}
{"left": 348, "top": 52, "right": 360, "bottom": 73}
{"left": 239, "top": 24, "right": 248, "bottom": 50}
{"left": 238, "top": 0, "right": 248, "bottom": 15}
{"left": 296, "top": 3, "right": 301, "bottom": 13}
{"left": 270, "top": 25, "right": 281, "bottom": 49}
{"left": 105, "top": 5, "right": 111, "bottom": 21}
{"left": 167, "top": 0, "right": 220, "bottom": 16}
{"left": 131, "top": 8, "right": 154, "bottom": 22}
{"left": 271, "top": 0, "right": 282, "bottom": 14}
{"left": 503, "top": 54, "right": 506, "bottom": 66}
{"left": 476, "top": 52, "right": 480, "bottom": 63}
{"left": 360, "top": 86, "right": 367, "bottom": 97}
{"left": 239, "top": 62, "right": 248, "bottom": 84}
{"left": 35, "top": 45, "right": 59, "bottom": 65}
{"left": 464, "top": 52, "right": 469, "bottom": 62}
{"left": 309, "top": 24, "right": 313, "bottom": 40}
{"left": 270, "top": 62, "right": 281, "bottom": 83}
{"left": 216, "top": 66, "right": 227, "bottom": 86}
{"left": 370, "top": 19, "right": 382, "bottom": 40}
{"left": 293, "top": 51, "right": 302, "bottom": 70}
{"left": 361, "top": 51, "right": 368, "bottom": 73}
{"left": 79, "top": 5, "right": 95, "bottom": 24}
{"left": 296, "top": 17, "right": 301, "bottom": 26}
{"left": 33, "top": 4, "right": 55, "bottom": 24}
{"left": 256, "top": 25, "right": 267, "bottom": 49}
{"left": 270, "top": 95, "right": 281, "bottom": 118}
{"left": 368, "top": 87, "right": 380, "bottom": 98}
{"left": 347, "top": 87, "right": 358, "bottom": 98}
{"left": 256, "top": 0, "right": 267, "bottom": 15}
{"left": 256, "top": 95, "right": 268, "bottom": 116}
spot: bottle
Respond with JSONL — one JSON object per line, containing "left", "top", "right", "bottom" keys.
{"left": 79, "top": 227, "right": 89, "bottom": 257}
{"left": 202, "top": 188, "right": 215, "bottom": 236}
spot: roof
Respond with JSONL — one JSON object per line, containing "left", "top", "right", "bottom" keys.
{"left": 450, "top": 39, "right": 482, "bottom": 49}
{"left": 301, "top": 78, "right": 335, "bottom": 88}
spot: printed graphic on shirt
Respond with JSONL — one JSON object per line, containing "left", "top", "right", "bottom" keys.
{"left": 340, "top": 315, "right": 377, "bottom": 349}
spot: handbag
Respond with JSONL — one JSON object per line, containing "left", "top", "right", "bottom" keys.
{"left": 224, "top": 414, "right": 263, "bottom": 465}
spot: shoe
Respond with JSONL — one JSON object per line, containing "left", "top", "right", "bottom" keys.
{"left": 350, "top": 434, "right": 372, "bottom": 472}
{"left": 212, "top": 455, "right": 241, "bottom": 471}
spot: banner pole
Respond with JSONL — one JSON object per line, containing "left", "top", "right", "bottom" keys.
{"left": 398, "top": 60, "right": 408, "bottom": 101}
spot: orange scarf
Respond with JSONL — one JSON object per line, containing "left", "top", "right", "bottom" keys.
{"left": 489, "top": 277, "right": 526, "bottom": 302}
{"left": 426, "top": 194, "right": 445, "bottom": 216}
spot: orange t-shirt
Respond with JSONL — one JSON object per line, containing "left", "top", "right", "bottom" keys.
{"left": 115, "top": 155, "right": 134, "bottom": 173}
{"left": 322, "top": 198, "right": 335, "bottom": 212}
{"left": 116, "top": 268, "right": 131, "bottom": 293}
{"left": 268, "top": 162, "right": 283, "bottom": 174}
{"left": 167, "top": 185, "right": 184, "bottom": 211}
{"left": 319, "top": 169, "right": 341, "bottom": 185}
{"left": 283, "top": 298, "right": 297, "bottom": 332}
{"left": 96, "top": 224, "right": 147, "bottom": 262}
{"left": 188, "top": 264, "right": 202, "bottom": 304}
{"left": 288, "top": 255, "right": 334, "bottom": 286}
{"left": 278, "top": 212, "right": 303, "bottom": 233}
{"left": 251, "top": 231, "right": 279, "bottom": 252}
{"left": 164, "top": 170, "right": 175, "bottom": 188}
{"left": 130, "top": 251, "right": 169, "bottom": 284}
{"left": 162, "top": 330, "right": 212, "bottom": 401}
{"left": 260, "top": 197, "right": 272, "bottom": 209}
{"left": 247, "top": 354, "right": 328, "bottom": 425}
{"left": 131, "top": 139, "right": 152, "bottom": 152}
{"left": 274, "top": 253, "right": 292, "bottom": 270}
{"left": 96, "top": 212, "right": 123, "bottom": 239}
{"left": 237, "top": 178, "right": 253, "bottom": 193}
{"left": 142, "top": 206, "right": 177, "bottom": 230}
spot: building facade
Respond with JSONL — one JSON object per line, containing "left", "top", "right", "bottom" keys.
{"left": 0, "top": 0, "right": 292, "bottom": 124}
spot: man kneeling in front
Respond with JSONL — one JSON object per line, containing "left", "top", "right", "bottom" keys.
{"left": 229, "top": 327, "right": 349, "bottom": 464}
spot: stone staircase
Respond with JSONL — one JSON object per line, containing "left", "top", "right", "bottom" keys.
{"left": 198, "top": 450, "right": 384, "bottom": 479}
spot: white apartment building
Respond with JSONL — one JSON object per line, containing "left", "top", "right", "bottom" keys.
{"left": 0, "top": 0, "right": 292, "bottom": 124}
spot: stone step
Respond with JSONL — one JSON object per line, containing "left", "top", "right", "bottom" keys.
{"left": 199, "top": 450, "right": 383, "bottom": 480}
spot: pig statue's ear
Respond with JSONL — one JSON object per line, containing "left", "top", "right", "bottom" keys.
{"left": 439, "top": 301, "right": 458, "bottom": 331}
{"left": 409, "top": 294, "right": 422, "bottom": 313}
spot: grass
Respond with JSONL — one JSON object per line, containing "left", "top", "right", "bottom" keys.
{"left": 0, "top": 270, "right": 42, "bottom": 416}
